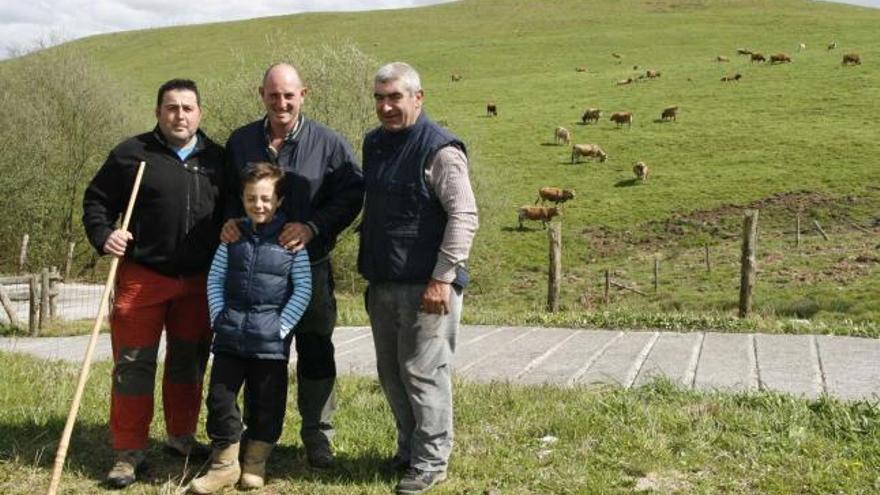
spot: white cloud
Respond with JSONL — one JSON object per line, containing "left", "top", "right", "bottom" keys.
{"left": 0, "top": 0, "right": 452, "bottom": 58}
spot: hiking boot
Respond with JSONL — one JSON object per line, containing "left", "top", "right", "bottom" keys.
{"left": 239, "top": 440, "right": 274, "bottom": 489}
{"left": 164, "top": 434, "right": 211, "bottom": 460}
{"left": 106, "top": 449, "right": 146, "bottom": 489}
{"left": 304, "top": 437, "right": 334, "bottom": 469}
{"left": 189, "top": 442, "right": 241, "bottom": 494}
{"left": 396, "top": 468, "right": 447, "bottom": 495}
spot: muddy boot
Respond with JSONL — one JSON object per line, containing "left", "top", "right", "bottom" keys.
{"left": 239, "top": 440, "right": 274, "bottom": 489}
{"left": 189, "top": 442, "right": 241, "bottom": 494}
{"left": 106, "top": 449, "right": 145, "bottom": 489}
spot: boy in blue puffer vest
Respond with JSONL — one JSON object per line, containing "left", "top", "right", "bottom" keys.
{"left": 191, "top": 162, "right": 312, "bottom": 494}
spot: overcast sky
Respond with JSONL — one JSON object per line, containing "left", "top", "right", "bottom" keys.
{"left": 1, "top": 0, "right": 877, "bottom": 59}
{"left": 0, "top": 0, "right": 453, "bottom": 58}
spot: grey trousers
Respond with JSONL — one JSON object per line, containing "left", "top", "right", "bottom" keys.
{"left": 367, "top": 282, "right": 462, "bottom": 472}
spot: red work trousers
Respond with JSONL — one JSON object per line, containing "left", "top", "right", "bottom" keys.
{"left": 109, "top": 261, "right": 211, "bottom": 451}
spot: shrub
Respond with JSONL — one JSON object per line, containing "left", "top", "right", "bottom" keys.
{"left": 0, "top": 48, "right": 137, "bottom": 274}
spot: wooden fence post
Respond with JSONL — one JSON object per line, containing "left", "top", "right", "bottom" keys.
{"left": 29, "top": 275, "right": 39, "bottom": 336}
{"left": 653, "top": 257, "right": 659, "bottom": 293}
{"left": 64, "top": 242, "right": 76, "bottom": 280}
{"left": 796, "top": 214, "right": 801, "bottom": 247}
{"left": 19, "top": 234, "right": 29, "bottom": 273}
{"left": 812, "top": 219, "right": 830, "bottom": 241}
{"left": 49, "top": 266, "right": 59, "bottom": 319}
{"left": 738, "top": 210, "right": 759, "bottom": 318}
{"left": 604, "top": 269, "right": 610, "bottom": 304}
{"left": 0, "top": 285, "right": 20, "bottom": 329}
{"left": 704, "top": 244, "right": 711, "bottom": 272}
{"left": 547, "top": 223, "right": 562, "bottom": 312}
{"left": 40, "top": 268, "right": 50, "bottom": 330}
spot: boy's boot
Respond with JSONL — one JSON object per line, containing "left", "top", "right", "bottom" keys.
{"left": 239, "top": 440, "right": 274, "bottom": 489}
{"left": 189, "top": 442, "right": 241, "bottom": 494}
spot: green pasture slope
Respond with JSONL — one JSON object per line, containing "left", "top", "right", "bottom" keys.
{"left": 66, "top": 0, "right": 880, "bottom": 330}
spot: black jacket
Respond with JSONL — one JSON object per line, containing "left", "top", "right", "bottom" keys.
{"left": 225, "top": 117, "right": 364, "bottom": 263}
{"left": 82, "top": 128, "right": 225, "bottom": 277}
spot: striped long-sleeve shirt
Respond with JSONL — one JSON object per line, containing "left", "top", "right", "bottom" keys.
{"left": 207, "top": 243, "right": 312, "bottom": 339}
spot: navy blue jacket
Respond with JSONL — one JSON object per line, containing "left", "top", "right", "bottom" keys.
{"left": 212, "top": 214, "right": 300, "bottom": 360}
{"left": 224, "top": 117, "right": 364, "bottom": 263}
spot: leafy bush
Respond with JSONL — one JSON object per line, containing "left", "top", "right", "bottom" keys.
{"left": 0, "top": 48, "right": 137, "bottom": 274}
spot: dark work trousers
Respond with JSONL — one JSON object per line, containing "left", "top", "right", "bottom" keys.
{"left": 206, "top": 353, "right": 289, "bottom": 448}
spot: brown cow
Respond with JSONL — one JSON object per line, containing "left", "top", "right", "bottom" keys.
{"left": 827, "top": 41, "right": 837, "bottom": 51}
{"left": 581, "top": 108, "right": 601, "bottom": 124}
{"left": 633, "top": 161, "right": 649, "bottom": 181}
{"left": 610, "top": 111, "right": 633, "bottom": 127}
{"left": 554, "top": 127, "right": 571, "bottom": 145}
{"left": 751, "top": 52, "right": 766, "bottom": 63}
{"left": 769, "top": 53, "right": 792, "bottom": 64}
{"left": 571, "top": 144, "right": 608, "bottom": 163}
{"left": 575, "top": 66, "right": 587, "bottom": 72}
{"left": 518, "top": 206, "right": 559, "bottom": 229}
{"left": 451, "top": 73, "right": 463, "bottom": 82}
{"left": 536, "top": 187, "right": 575, "bottom": 205}
{"left": 646, "top": 69, "right": 661, "bottom": 78}
{"left": 842, "top": 53, "right": 861, "bottom": 65}
{"left": 661, "top": 106, "right": 678, "bottom": 122}
{"left": 486, "top": 102, "right": 498, "bottom": 116}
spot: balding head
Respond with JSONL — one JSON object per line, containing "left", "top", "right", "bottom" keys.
{"left": 260, "top": 62, "right": 308, "bottom": 136}
{"left": 262, "top": 62, "right": 303, "bottom": 88}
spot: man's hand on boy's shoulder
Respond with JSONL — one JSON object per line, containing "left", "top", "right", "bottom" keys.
{"left": 219, "top": 218, "right": 243, "bottom": 244}
{"left": 279, "top": 222, "right": 314, "bottom": 252}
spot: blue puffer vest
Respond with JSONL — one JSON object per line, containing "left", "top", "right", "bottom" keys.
{"left": 358, "top": 112, "right": 468, "bottom": 287}
{"left": 212, "top": 213, "right": 295, "bottom": 360}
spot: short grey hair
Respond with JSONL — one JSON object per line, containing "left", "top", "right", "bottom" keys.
{"left": 374, "top": 62, "right": 422, "bottom": 94}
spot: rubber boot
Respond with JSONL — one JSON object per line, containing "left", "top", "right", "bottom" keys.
{"left": 189, "top": 442, "right": 241, "bottom": 494}
{"left": 239, "top": 440, "right": 274, "bottom": 489}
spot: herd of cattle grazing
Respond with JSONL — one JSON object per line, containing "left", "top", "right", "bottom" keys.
{"left": 457, "top": 40, "right": 864, "bottom": 230}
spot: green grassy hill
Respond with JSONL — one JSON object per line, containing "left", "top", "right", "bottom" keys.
{"left": 13, "top": 0, "right": 880, "bottom": 331}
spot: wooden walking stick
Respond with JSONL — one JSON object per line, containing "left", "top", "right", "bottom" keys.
{"left": 46, "top": 161, "right": 146, "bottom": 495}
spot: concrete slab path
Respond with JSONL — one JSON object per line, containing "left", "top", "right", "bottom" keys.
{"left": 2, "top": 326, "right": 878, "bottom": 402}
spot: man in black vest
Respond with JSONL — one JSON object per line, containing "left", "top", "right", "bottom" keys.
{"left": 359, "top": 62, "right": 478, "bottom": 495}
{"left": 222, "top": 63, "right": 364, "bottom": 469}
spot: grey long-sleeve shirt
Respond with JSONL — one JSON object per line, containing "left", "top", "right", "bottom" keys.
{"left": 424, "top": 146, "right": 479, "bottom": 283}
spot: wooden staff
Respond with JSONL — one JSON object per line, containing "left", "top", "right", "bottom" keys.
{"left": 46, "top": 161, "right": 145, "bottom": 495}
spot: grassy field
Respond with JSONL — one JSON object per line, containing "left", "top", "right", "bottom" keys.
{"left": 1, "top": 353, "right": 878, "bottom": 494}
{"left": 6, "top": 0, "right": 879, "bottom": 331}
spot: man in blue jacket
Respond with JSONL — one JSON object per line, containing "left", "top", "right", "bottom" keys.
{"left": 221, "top": 63, "right": 364, "bottom": 469}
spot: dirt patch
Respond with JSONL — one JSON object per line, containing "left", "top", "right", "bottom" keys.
{"left": 634, "top": 470, "right": 693, "bottom": 493}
